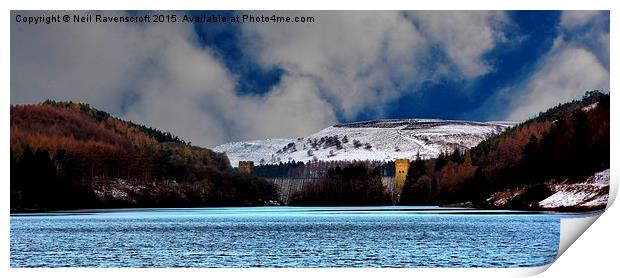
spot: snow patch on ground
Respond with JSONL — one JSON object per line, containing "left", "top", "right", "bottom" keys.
{"left": 214, "top": 119, "right": 515, "bottom": 166}
{"left": 585, "top": 169, "right": 610, "bottom": 188}
{"left": 581, "top": 102, "right": 599, "bottom": 112}
{"left": 486, "top": 187, "right": 527, "bottom": 208}
{"left": 539, "top": 169, "right": 610, "bottom": 210}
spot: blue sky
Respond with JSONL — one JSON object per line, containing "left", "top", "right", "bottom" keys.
{"left": 392, "top": 11, "right": 563, "bottom": 121}
{"left": 192, "top": 11, "right": 607, "bottom": 122}
{"left": 11, "top": 11, "right": 610, "bottom": 147}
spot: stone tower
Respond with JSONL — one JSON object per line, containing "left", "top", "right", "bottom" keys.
{"left": 394, "top": 158, "right": 410, "bottom": 198}
{"left": 238, "top": 161, "right": 254, "bottom": 174}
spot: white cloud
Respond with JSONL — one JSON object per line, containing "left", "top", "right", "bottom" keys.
{"left": 506, "top": 45, "right": 609, "bottom": 121}
{"left": 11, "top": 11, "right": 151, "bottom": 110}
{"left": 560, "top": 11, "right": 602, "bottom": 30}
{"left": 233, "top": 75, "right": 337, "bottom": 140}
{"left": 597, "top": 31, "right": 610, "bottom": 69}
{"left": 503, "top": 11, "right": 609, "bottom": 122}
{"left": 242, "top": 12, "right": 427, "bottom": 119}
{"left": 241, "top": 11, "right": 507, "bottom": 119}
{"left": 560, "top": 11, "right": 609, "bottom": 70}
{"left": 11, "top": 11, "right": 336, "bottom": 147}
{"left": 410, "top": 11, "right": 508, "bottom": 79}
{"left": 12, "top": 11, "right": 509, "bottom": 147}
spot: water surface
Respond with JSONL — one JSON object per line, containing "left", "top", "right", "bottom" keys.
{"left": 10, "top": 206, "right": 584, "bottom": 267}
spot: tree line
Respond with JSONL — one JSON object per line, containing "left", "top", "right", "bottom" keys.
{"left": 289, "top": 163, "right": 391, "bottom": 206}
{"left": 399, "top": 91, "right": 609, "bottom": 208}
{"left": 10, "top": 102, "right": 277, "bottom": 210}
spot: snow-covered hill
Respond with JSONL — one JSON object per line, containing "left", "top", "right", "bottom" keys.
{"left": 214, "top": 119, "right": 515, "bottom": 166}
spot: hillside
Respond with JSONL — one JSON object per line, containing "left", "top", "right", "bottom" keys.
{"left": 214, "top": 119, "right": 514, "bottom": 166}
{"left": 400, "top": 91, "right": 610, "bottom": 210}
{"left": 10, "top": 91, "right": 609, "bottom": 211}
{"left": 10, "top": 101, "right": 277, "bottom": 210}
{"left": 538, "top": 169, "right": 609, "bottom": 210}
{"left": 472, "top": 91, "right": 609, "bottom": 188}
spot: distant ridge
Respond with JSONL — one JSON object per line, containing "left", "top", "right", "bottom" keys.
{"left": 214, "top": 119, "right": 515, "bottom": 166}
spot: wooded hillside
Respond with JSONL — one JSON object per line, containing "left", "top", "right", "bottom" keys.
{"left": 10, "top": 101, "right": 277, "bottom": 210}
{"left": 400, "top": 91, "right": 610, "bottom": 208}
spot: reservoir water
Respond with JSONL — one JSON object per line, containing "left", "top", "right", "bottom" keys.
{"left": 10, "top": 206, "right": 583, "bottom": 267}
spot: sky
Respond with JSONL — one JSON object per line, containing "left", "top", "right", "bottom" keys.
{"left": 11, "top": 11, "right": 610, "bottom": 148}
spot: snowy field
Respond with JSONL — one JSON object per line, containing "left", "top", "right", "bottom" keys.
{"left": 214, "top": 119, "right": 514, "bottom": 166}
{"left": 539, "top": 169, "right": 610, "bottom": 210}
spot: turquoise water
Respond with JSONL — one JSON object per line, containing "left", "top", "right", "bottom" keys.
{"left": 10, "top": 206, "right": 582, "bottom": 267}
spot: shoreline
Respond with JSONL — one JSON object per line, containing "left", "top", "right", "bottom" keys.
{"left": 10, "top": 205, "right": 606, "bottom": 215}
